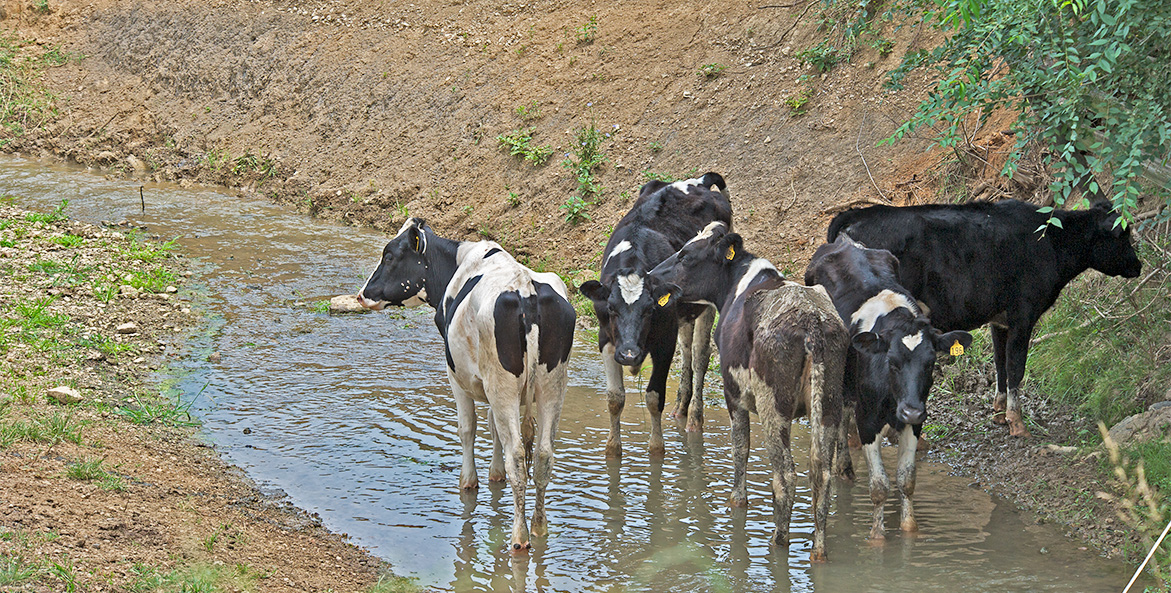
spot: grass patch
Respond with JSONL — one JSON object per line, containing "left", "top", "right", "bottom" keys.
{"left": 496, "top": 127, "right": 553, "bottom": 166}
{"left": 0, "top": 410, "right": 86, "bottom": 447}
{"left": 0, "top": 33, "right": 59, "bottom": 137}
{"left": 115, "top": 389, "right": 198, "bottom": 427}
{"left": 1028, "top": 237, "right": 1171, "bottom": 426}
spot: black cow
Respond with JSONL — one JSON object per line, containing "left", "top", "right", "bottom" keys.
{"left": 357, "top": 218, "right": 576, "bottom": 553}
{"left": 827, "top": 199, "right": 1142, "bottom": 436}
{"left": 805, "top": 236, "right": 971, "bottom": 539}
{"left": 579, "top": 173, "right": 731, "bottom": 457}
{"left": 648, "top": 223, "right": 848, "bottom": 562}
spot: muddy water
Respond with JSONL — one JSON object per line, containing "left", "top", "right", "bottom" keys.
{"left": 2, "top": 155, "right": 1135, "bottom": 592}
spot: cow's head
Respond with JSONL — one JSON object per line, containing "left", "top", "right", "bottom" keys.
{"left": 1088, "top": 203, "right": 1143, "bottom": 278}
{"left": 357, "top": 218, "right": 432, "bottom": 310}
{"left": 852, "top": 319, "right": 973, "bottom": 425}
{"left": 580, "top": 268, "right": 669, "bottom": 366}
{"left": 647, "top": 221, "right": 734, "bottom": 308}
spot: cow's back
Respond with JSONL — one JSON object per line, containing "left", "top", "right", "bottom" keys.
{"left": 612, "top": 175, "right": 732, "bottom": 253}
{"left": 825, "top": 201, "right": 1063, "bottom": 330}
{"left": 443, "top": 242, "right": 574, "bottom": 388}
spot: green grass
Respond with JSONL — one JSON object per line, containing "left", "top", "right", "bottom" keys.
{"left": 115, "top": 390, "right": 198, "bottom": 427}
{"left": 49, "top": 234, "right": 84, "bottom": 248}
{"left": 23, "top": 199, "right": 69, "bottom": 224}
{"left": 0, "top": 410, "right": 86, "bottom": 447}
{"left": 125, "top": 266, "right": 178, "bottom": 293}
{"left": 0, "top": 554, "right": 38, "bottom": 587}
{"left": 0, "top": 34, "right": 59, "bottom": 137}
{"left": 496, "top": 127, "right": 554, "bottom": 166}
{"left": 697, "top": 63, "right": 726, "bottom": 78}
{"left": 370, "top": 573, "right": 422, "bottom": 593}
{"left": 1028, "top": 238, "right": 1171, "bottom": 426}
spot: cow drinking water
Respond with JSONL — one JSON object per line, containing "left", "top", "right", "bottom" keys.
{"left": 356, "top": 218, "right": 575, "bottom": 553}
{"left": 827, "top": 200, "right": 1142, "bottom": 437}
{"left": 805, "top": 236, "right": 972, "bottom": 539}
{"left": 648, "top": 222, "right": 848, "bottom": 562}
{"left": 578, "top": 173, "right": 731, "bottom": 457}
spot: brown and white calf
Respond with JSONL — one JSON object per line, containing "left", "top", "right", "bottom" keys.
{"left": 578, "top": 173, "right": 731, "bottom": 457}
{"left": 357, "top": 218, "right": 576, "bottom": 553}
{"left": 805, "top": 236, "right": 972, "bottom": 539}
{"left": 648, "top": 222, "right": 848, "bottom": 562}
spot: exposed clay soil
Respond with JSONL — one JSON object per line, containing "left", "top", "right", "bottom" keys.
{"left": 0, "top": 0, "right": 1149, "bottom": 583}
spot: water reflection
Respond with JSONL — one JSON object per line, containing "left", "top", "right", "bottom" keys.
{"left": 0, "top": 155, "right": 1139, "bottom": 592}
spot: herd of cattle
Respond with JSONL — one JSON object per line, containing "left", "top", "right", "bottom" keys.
{"left": 355, "top": 173, "right": 1143, "bottom": 560}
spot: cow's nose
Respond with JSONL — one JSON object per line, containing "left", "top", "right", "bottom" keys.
{"left": 614, "top": 348, "right": 641, "bottom": 365}
{"left": 896, "top": 402, "right": 926, "bottom": 425}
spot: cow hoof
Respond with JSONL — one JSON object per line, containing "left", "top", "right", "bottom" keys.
{"left": 867, "top": 532, "right": 887, "bottom": 545}
{"left": 847, "top": 434, "right": 862, "bottom": 449}
{"left": 993, "top": 392, "right": 1007, "bottom": 412}
{"left": 605, "top": 444, "right": 622, "bottom": 459}
{"left": 900, "top": 518, "right": 919, "bottom": 533}
{"left": 809, "top": 550, "right": 828, "bottom": 564}
{"left": 1008, "top": 417, "right": 1031, "bottom": 438}
{"left": 648, "top": 444, "right": 666, "bottom": 458}
{"left": 488, "top": 473, "right": 507, "bottom": 483}
{"left": 991, "top": 411, "right": 1007, "bottom": 425}
{"left": 460, "top": 479, "right": 479, "bottom": 490}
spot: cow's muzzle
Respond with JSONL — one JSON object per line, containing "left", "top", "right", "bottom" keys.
{"left": 896, "top": 401, "right": 926, "bottom": 425}
{"left": 356, "top": 292, "right": 386, "bottom": 311}
{"left": 614, "top": 347, "right": 644, "bottom": 366}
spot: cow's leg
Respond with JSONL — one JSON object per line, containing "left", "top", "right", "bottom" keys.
{"left": 863, "top": 437, "right": 889, "bottom": 540}
{"left": 763, "top": 417, "right": 795, "bottom": 549}
{"left": 990, "top": 324, "right": 1009, "bottom": 419}
{"left": 685, "top": 306, "right": 715, "bottom": 433}
{"left": 530, "top": 372, "right": 566, "bottom": 538}
{"left": 646, "top": 339, "right": 674, "bottom": 457}
{"left": 729, "top": 394, "right": 751, "bottom": 508}
{"left": 487, "top": 409, "right": 506, "bottom": 483}
{"left": 834, "top": 402, "right": 857, "bottom": 482}
{"left": 602, "top": 343, "right": 625, "bottom": 458}
{"left": 673, "top": 316, "right": 696, "bottom": 421}
{"left": 896, "top": 425, "right": 919, "bottom": 532}
{"left": 491, "top": 401, "right": 531, "bottom": 552}
{"left": 1003, "top": 323, "right": 1034, "bottom": 437}
{"left": 453, "top": 384, "right": 479, "bottom": 490}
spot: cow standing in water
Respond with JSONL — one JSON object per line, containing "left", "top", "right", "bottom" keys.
{"left": 648, "top": 223, "right": 848, "bottom": 561}
{"left": 579, "top": 173, "right": 731, "bottom": 457}
{"left": 828, "top": 200, "right": 1142, "bottom": 437}
{"left": 357, "top": 218, "right": 575, "bottom": 553}
{"left": 805, "top": 236, "right": 972, "bottom": 539}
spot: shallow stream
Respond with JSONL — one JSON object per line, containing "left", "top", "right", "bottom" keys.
{"left": 1, "top": 155, "right": 1135, "bottom": 592}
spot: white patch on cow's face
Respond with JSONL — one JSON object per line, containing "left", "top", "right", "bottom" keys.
{"left": 735, "top": 258, "right": 779, "bottom": 299}
{"left": 604, "top": 240, "right": 633, "bottom": 266}
{"left": 900, "top": 331, "right": 924, "bottom": 351}
{"left": 618, "top": 273, "right": 645, "bottom": 304}
{"left": 850, "top": 289, "right": 917, "bottom": 332}
{"left": 687, "top": 221, "right": 727, "bottom": 245}
{"left": 402, "top": 287, "right": 428, "bottom": 307}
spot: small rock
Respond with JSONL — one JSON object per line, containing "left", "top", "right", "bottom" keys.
{"left": 1045, "top": 444, "right": 1078, "bottom": 456}
{"left": 119, "top": 285, "right": 139, "bottom": 297}
{"left": 116, "top": 322, "right": 139, "bottom": 334}
{"left": 243, "top": 427, "right": 252, "bottom": 434}
{"left": 208, "top": 351, "right": 222, "bottom": 363}
{"left": 47, "top": 386, "right": 83, "bottom": 405}
{"left": 126, "top": 155, "right": 147, "bottom": 173}
{"left": 1108, "top": 406, "right": 1171, "bottom": 445}
{"left": 165, "top": 285, "right": 178, "bottom": 293}
{"left": 329, "top": 294, "right": 370, "bottom": 314}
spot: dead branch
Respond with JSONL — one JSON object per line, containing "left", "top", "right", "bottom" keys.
{"left": 822, "top": 197, "right": 891, "bottom": 215}
{"left": 856, "top": 114, "right": 888, "bottom": 202}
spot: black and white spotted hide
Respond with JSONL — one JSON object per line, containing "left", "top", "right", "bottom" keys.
{"left": 358, "top": 218, "right": 576, "bottom": 553}
{"left": 805, "top": 236, "right": 972, "bottom": 539}
{"left": 648, "top": 225, "right": 848, "bottom": 562}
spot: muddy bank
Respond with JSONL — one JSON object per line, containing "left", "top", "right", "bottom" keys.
{"left": 0, "top": 204, "right": 398, "bottom": 592}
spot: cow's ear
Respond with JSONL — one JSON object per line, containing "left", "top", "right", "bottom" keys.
{"left": 851, "top": 331, "right": 887, "bottom": 354}
{"left": 933, "top": 330, "right": 973, "bottom": 356}
{"left": 405, "top": 220, "right": 427, "bottom": 253}
{"left": 578, "top": 280, "right": 610, "bottom": 304}
{"left": 718, "top": 233, "right": 744, "bottom": 262}
{"left": 650, "top": 282, "right": 680, "bottom": 308}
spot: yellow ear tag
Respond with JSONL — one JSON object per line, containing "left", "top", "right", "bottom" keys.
{"left": 414, "top": 236, "right": 421, "bottom": 251}
{"left": 658, "top": 293, "right": 671, "bottom": 307}
{"left": 950, "top": 340, "right": 965, "bottom": 356}
{"left": 726, "top": 245, "right": 735, "bottom": 260}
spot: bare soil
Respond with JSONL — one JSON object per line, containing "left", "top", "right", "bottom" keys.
{"left": 0, "top": 0, "right": 1146, "bottom": 585}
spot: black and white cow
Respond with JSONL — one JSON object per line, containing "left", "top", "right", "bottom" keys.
{"left": 827, "top": 200, "right": 1142, "bottom": 437}
{"left": 357, "top": 218, "right": 575, "bottom": 553}
{"left": 648, "top": 222, "right": 848, "bottom": 562}
{"left": 805, "top": 236, "right": 972, "bottom": 539}
{"left": 579, "top": 173, "right": 731, "bottom": 457}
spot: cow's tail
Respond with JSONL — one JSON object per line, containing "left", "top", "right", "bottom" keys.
{"left": 825, "top": 210, "right": 853, "bottom": 243}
